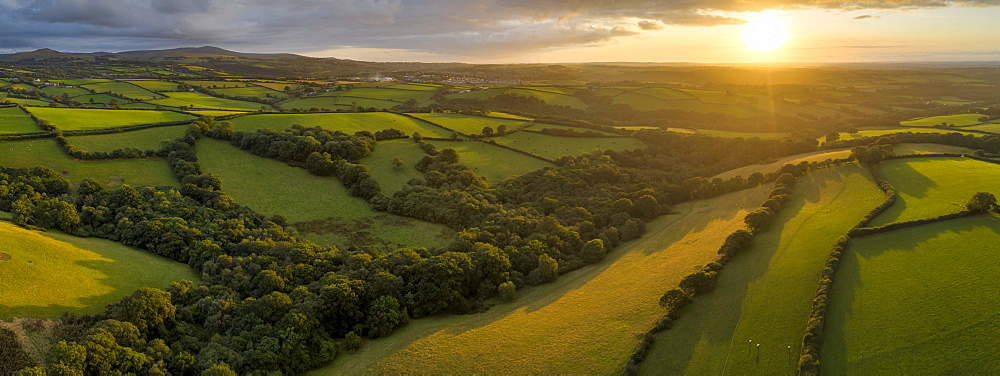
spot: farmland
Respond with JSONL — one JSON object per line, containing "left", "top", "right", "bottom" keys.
{"left": 492, "top": 131, "right": 645, "bottom": 160}
{"left": 425, "top": 140, "right": 555, "bottom": 182}
{"left": 410, "top": 113, "right": 532, "bottom": 135}
{"left": 0, "top": 138, "right": 177, "bottom": 187}
{"left": 149, "top": 91, "right": 269, "bottom": 111}
{"left": 870, "top": 157, "right": 1000, "bottom": 226}
{"left": 315, "top": 184, "right": 772, "bottom": 375}
{"left": 228, "top": 112, "right": 453, "bottom": 138}
{"left": 0, "top": 106, "right": 41, "bottom": 133}
{"left": 358, "top": 139, "right": 427, "bottom": 193}
{"left": 25, "top": 108, "right": 195, "bottom": 130}
{"left": 82, "top": 81, "right": 163, "bottom": 100}
{"left": 0, "top": 221, "right": 199, "bottom": 321}
{"left": 822, "top": 215, "right": 1000, "bottom": 374}
{"left": 900, "top": 114, "right": 985, "bottom": 127}
{"left": 64, "top": 126, "right": 187, "bottom": 152}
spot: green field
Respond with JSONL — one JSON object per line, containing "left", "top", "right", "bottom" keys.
{"left": 900, "top": 114, "right": 984, "bottom": 127}
{"left": 315, "top": 184, "right": 772, "bottom": 374}
{"left": 0, "top": 222, "right": 199, "bottom": 321}
{"left": 506, "top": 88, "right": 587, "bottom": 109}
{"left": 611, "top": 92, "right": 678, "bottom": 111}
{"left": 229, "top": 113, "right": 452, "bottom": 138}
{"left": 0, "top": 106, "right": 41, "bottom": 133}
{"left": 211, "top": 85, "right": 288, "bottom": 100}
{"left": 52, "top": 79, "right": 112, "bottom": 86}
{"left": 71, "top": 93, "right": 119, "bottom": 105}
{"left": 827, "top": 127, "right": 980, "bottom": 143}
{"left": 2, "top": 97, "right": 49, "bottom": 106}
{"left": 82, "top": 81, "right": 163, "bottom": 100}
{"left": 691, "top": 129, "right": 791, "bottom": 139}
{"left": 964, "top": 123, "right": 1000, "bottom": 133}
{"left": 822, "top": 215, "right": 1000, "bottom": 374}
{"left": 534, "top": 123, "right": 618, "bottom": 136}
{"left": 870, "top": 157, "right": 1000, "bottom": 226}
{"left": 387, "top": 83, "right": 440, "bottom": 91}
{"left": 336, "top": 88, "right": 434, "bottom": 103}
{"left": 640, "top": 165, "right": 882, "bottom": 375}
{"left": 0, "top": 138, "right": 176, "bottom": 187}
{"left": 26, "top": 107, "right": 195, "bottom": 130}
{"left": 492, "top": 132, "right": 645, "bottom": 160}
{"left": 149, "top": 92, "right": 270, "bottom": 111}
{"left": 329, "top": 97, "right": 402, "bottom": 109}
{"left": 64, "top": 126, "right": 186, "bottom": 153}
{"left": 195, "top": 138, "right": 454, "bottom": 249}
{"left": 183, "top": 80, "right": 253, "bottom": 88}
{"left": 40, "top": 86, "right": 90, "bottom": 97}
{"left": 410, "top": 113, "right": 531, "bottom": 135}
{"left": 358, "top": 139, "right": 427, "bottom": 193}
{"left": 186, "top": 110, "right": 246, "bottom": 117}
{"left": 279, "top": 96, "right": 353, "bottom": 110}
{"left": 124, "top": 80, "right": 182, "bottom": 92}
{"left": 426, "top": 140, "right": 555, "bottom": 183}
{"left": 250, "top": 81, "right": 303, "bottom": 91}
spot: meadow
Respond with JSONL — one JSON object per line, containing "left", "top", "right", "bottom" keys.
{"left": 900, "top": 114, "right": 984, "bottom": 127}
{"left": 358, "top": 139, "right": 427, "bottom": 194}
{"left": 64, "top": 126, "right": 187, "bottom": 153}
{"left": 124, "top": 79, "right": 183, "bottom": 91}
{"left": 827, "top": 127, "right": 981, "bottom": 143}
{"left": 0, "top": 106, "right": 41, "bottom": 134}
{"left": 492, "top": 132, "right": 645, "bottom": 160}
{"left": 70, "top": 94, "right": 119, "bottom": 105}
{"left": 640, "top": 164, "right": 882, "bottom": 375}
{"left": 822, "top": 215, "right": 1000, "bottom": 374}
{"left": 228, "top": 112, "right": 453, "bottom": 138}
{"left": 149, "top": 92, "right": 269, "bottom": 111}
{"left": 211, "top": 85, "right": 288, "bottom": 100}
{"left": 278, "top": 96, "right": 352, "bottom": 110}
{"left": 195, "top": 138, "right": 454, "bottom": 249}
{"left": 82, "top": 81, "right": 163, "bottom": 100}
{"left": 25, "top": 108, "right": 195, "bottom": 130}
{"left": 40, "top": 86, "right": 90, "bottom": 97}
{"left": 869, "top": 157, "right": 1000, "bottom": 226}
{"left": 315, "top": 184, "right": 772, "bottom": 374}
{"left": 0, "top": 222, "right": 199, "bottom": 321}
{"left": 425, "top": 140, "right": 555, "bottom": 183}
{"left": 409, "top": 113, "right": 532, "bottom": 135}
{"left": 2, "top": 98, "right": 49, "bottom": 106}
{"left": 334, "top": 88, "right": 434, "bottom": 103}
{"left": 0, "top": 138, "right": 177, "bottom": 187}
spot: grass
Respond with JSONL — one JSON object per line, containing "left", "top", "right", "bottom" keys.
{"left": 869, "top": 157, "right": 1000, "bottom": 226}
{"left": 827, "top": 127, "right": 981, "bottom": 143}
{"left": 228, "top": 113, "right": 453, "bottom": 138}
{"left": 64, "top": 126, "right": 186, "bottom": 153}
{"left": 40, "top": 86, "right": 90, "bottom": 97}
{"left": 186, "top": 110, "right": 247, "bottom": 117}
{"left": 533, "top": 123, "right": 618, "bottom": 136}
{"left": 250, "top": 81, "right": 303, "bottom": 91}
{"left": 195, "top": 138, "right": 453, "bottom": 249}
{"left": 331, "top": 97, "right": 403, "bottom": 109}
{"left": 692, "top": 129, "right": 791, "bottom": 139}
{"left": 71, "top": 94, "right": 119, "bottom": 105}
{"left": 0, "top": 222, "right": 199, "bottom": 321}
{"left": 82, "top": 81, "right": 163, "bottom": 100}
{"left": 211, "top": 86, "right": 288, "bottom": 100}
{"left": 505, "top": 88, "right": 587, "bottom": 109}
{"left": 148, "top": 92, "right": 270, "bottom": 111}
{"left": 426, "top": 140, "right": 555, "bottom": 183}
{"left": 611, "top": 92, "right": 677, "bottom": 111}
{"left": 387, "top": 83, "right": 440, "bottom": 91}
{"left": 409, "top": 113, "right": 531, "bottom": 135}
{"left": 0, "top": 106, "right": 41, "bottom": 133}
{"left": 822, "top": 215, "right": 1000, "bottom": 374}
{"left": 312, "top": 184, "right": 773, "bottom": 375}
{"left": 640, "top": 164, "right": 882, "bottom": 375}
{"left": 52, "top": 79, "right": 112, "bottom": 86}
{"left": 0, "top": 138, "right": 177, "bottom": 187}
{"left": 2, "top": 98, "right": 49, "bottom": 106}
{"left": 492, "top": 132, "right": 645, "bottom": 160}
{"left": 900, "top": 114, "right": 984, "bottom": 127}
{"left": 358, "top": 139, "right": 427, "bottom": 194}
{"left": 279, "top": 96, "right": 352, "bottom": 110}
{"left": 124, "top": 80, "right": 183, "bottom": 92}
{"left": 335, "top": 88, "right": 434, "bottom": 103}
{"left": 25, "top": 108, "right": 195, "bottom": 130}
{"left": 964, "top": 123, "right": 1000, "bottom": 133}
{"left": 182, "top": 80, "right": 253, "bottom": 88}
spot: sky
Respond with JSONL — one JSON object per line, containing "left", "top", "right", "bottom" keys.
{"left": 1, "top": 0, "right": 998, "bottom": 63}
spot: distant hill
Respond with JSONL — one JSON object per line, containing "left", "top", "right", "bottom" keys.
{"left": 0, "top": 48, "right": 91, "bottom": 62}
{"left": 103, "top": 46, "right": 302, "bottom": 60}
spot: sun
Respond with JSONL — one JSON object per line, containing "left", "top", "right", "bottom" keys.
{"left": 744, "top": 16, "right": 788, "bottom": 52}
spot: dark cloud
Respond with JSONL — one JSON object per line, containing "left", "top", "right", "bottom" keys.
{"left": 853, "top": 14, "right": 879, "bottom": 19}
{"left": 0, "top": 0, "right": 995, "bottom": 58}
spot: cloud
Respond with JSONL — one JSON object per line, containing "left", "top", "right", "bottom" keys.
{"left": 0, "top": 0, "right": 996, "bottom": 58}
{"left": 853, "top": 14, "right": 879, "bottom": 19}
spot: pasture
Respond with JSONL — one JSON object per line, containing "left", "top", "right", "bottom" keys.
{"left": 40, "top": 86, "right": 90, "bottom": 97}
{"left": 425, "top": 140, "right": 555, "bottom": 183}
{"left": 826, "top": 127, "right": 980, "bottom": 143}
{"left": 71, "top": 94, "right": 119, "bottom": 105}
{"left": 409, "top": 113, "right": 532, "bottom": 135}
{"left": 249, "top": 81, "right": 303, "bottom": 91}
{"left": 0, "top": 106, "right": 41, "bottom": 133}
{"left": 228, "top": 113, "right": 453, "bottom": 138}
{"left": 2, "top": 98, "right": 49, "bottom": 106}
{"left": 358, "top": 139, "right": 426, "bottom": 194}
{"left": 64, "top": 126, "right": 186, "bottom": 153}
{"left": 492, "top": 132, "right": 645, "bottom": 160}
{"left": 336, "top": 88, "right": 434, "bottom": 103}
{"left": 0, "top": 222, "right": 199, "bottom": 321}
{"left": 314, "top": 184, "right": 772, "bottom": 375}
{"left": 124, "top": 80, "right": 183, "bottom": 92}
{"left": 25, "top": 108, "right": 195, "bottom": 130}
{"left": 195, "top": 138, "right": 454, "bottom": 249}
{"left": 900, "top": 114, "right": 984, "bottom": 127}
{"left": 870, "top": 157, "right": 1000, "bottom": 226}
{"left": 279, "top": 96, "right": 353, "bottom": 110}
{"left": 211, "top": 85, "right": 288, "bottom": 100}
{"left": 82, "top": 81, "right": 163, "bottom": 100}
{"left": 0, "top": 138, "right": 177, "bottom": 187}
{"left": 640, "top": 165, "right": 882, "bottom": 375}
{"left": 149, "top": 92, "right": 270, "bottom": 111}
{"left": 822, "top": 215, "right": 1000, "bottom": 374}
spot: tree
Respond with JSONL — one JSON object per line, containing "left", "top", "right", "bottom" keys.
{"left": 392, "top": 157, "right": 404, "bottom": 170}
{"left": 498, "top": 281, "right": 516, "bottom": 302}
{"left": 658, "top": 288, "right": 692, "bottom": 311}
{"left": 536, "top": 254, "right": 559, "bottom": 283}
{"left": 108, "top": 288, "right": 176, "bottom": 333}
{"left": 744, "top": 208, "right": 774, "bottom": 233}
{"left": 344, "top": 331, "right": 363, "bottom": 351}
{"left": 825, "top": 132, "right": 840, "bottom": 143}
{"left": 580, "top": 238, "right": 606, "bottom": 263}
{"left": 412, "top": 132, "right": 422, "bottom": 141}
{"left": 966, "top": 192, "right": 997, "bottom": 212}
{"left": 497, "top": 124, "right": 507, "bottom": 135}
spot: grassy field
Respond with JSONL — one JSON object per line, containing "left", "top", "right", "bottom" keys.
{"left": 52, "top": 79, "right": 112, "bottom": 86}
{"left": 26, "top": 108, "right": 195, "bottom": 130}
{"left": 332, "top": 97, "right": 403, "bottom": 109}
{"left": 640, "top": 164, "right": 882, "bottom": 375}
{"left": 40, "top": 86, "right": 90, "bottom": 97}
{"left": 278, "top": 96, "right": 352, "bottom": 111}
{"left": 964, "top": 123, "right": 1000, "bottom": 133}
{"left": 149, "top": 92, "right": 270, "bottom": 111}
{"left": 533, "top": 123, "right": 618, "bottom": 136}
{"left": 826, "top": 127, "right": 980, "bottom": 143}
{"left": 211, "top": 85, "right": 288, "bottom": 100}
{"left": 195, "top": 138, "right": 453, "bottom": 249}
{"left": 822, "top": 215, "right": 1000, "bottom": 374}
{"left": 82, "top": 81, "right": 163, "bottom": 100}
{"left": 183, "top": 80, "right": 253, "bottom": 88}
{"left": 124, "top": 80, "right": 182, "bottom": 92}
{"left": 358, "top": 139, "right": 426, "bottom": 194}
{"left": 870, "top": 157, "right": 1000, "bottom": 226}
{"left": 0, "top": 222, "right": 199, "bottom": 321}
{"left": 71, "top": 94, "right": 119, "bottom": 105}
{"left": 2, "top": 98, "right": 49, "bottom": 106}
{"left": 409, "top": 113, "right": 531, "bottom": 135}
{"left": 426, "top": 140, "right": 555, "bottom": 183}
{"left": 0, "top": 138, "right": 177, "bottom": 187}
{"left": 64, "top": 126, "right": 186, "bottom": 153}
{"left": 250, "top": 81, "right": 303, "bottom": 91}
{"left": 611, "top": 92, "right": 677, "bottom": 111}
{"left": 492, "top": 132, "right": 645, "bottom": 160}
{"left": 694, "top": 129, "right": 792, "bottom": 139}
{"left": 0, "top": 106, "right": 41, "bottom": 133}
{"left": 900, "top": 114, "right": 984, "bottom": 127}
{"left": 387, "top": 83, "right": 440, "bottom": 91}
{"left": 506, "top": 88, "right": 587, "bottom": 109}
{"left": 229, "top": 113, "right": 453, "bottom": 138}
{"left": 337, "top": 88, "right": 434, "bottom": 103}
{"left": 314, "top": 184, "right": 773, "bottom": 375}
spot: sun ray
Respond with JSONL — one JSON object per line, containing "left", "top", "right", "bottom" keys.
{"left": 744, "top": 16, "right": 789, "bottom": 51}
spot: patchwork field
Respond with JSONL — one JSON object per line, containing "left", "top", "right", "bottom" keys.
{"left": 0, "top": 106, "right": 41, "bottom": 133}
{"left": 426, "top": 140, "right": 555, "bottom": 183}
{"left": 211, "top": 85, "right": 288, "bottom": 100}
{"left": 40, "top": 86, "right": 90, "bottom": 97}
{"left": 358, "top": 139, "right": 427, "bottom": 194}
{"left": 64, "top": 126, "right": 186, "bottom": 152}
{"left": 870, "top": 157, "right": 1000, "bottom": 226}
{"left": 82, "top": 81, "right": 163, "bottom": 100}
{"left": 0, "top": 138, "right": 177, "bottom": 187}
{"left": 826, "top": 127, "right": 981, "bottom": 143}
{"left": 492, "top": 132, "right": 645, "bottom": 160}
{"left": 410, "top": 113, "right": 532, "bottom": 135}
{"left": 822, "top": 215, "right": 1000, "bottom": 374}
{"left": 124, "top": 79, "right": 183, "bottom": 92}
{"left": 149, "top": 92, "right": 270, "bottom": 111}
{"left": 279, "top": 96, "right": 352, "bottom": 110}
{"left": 900, "top": 114, "right": 984, "bottom": 127}
{"left": 195, "top": 138, "right": 454, "bottom": 249}
{"left": 25, "top": 108, "right": 195, "bottom": 130}
{"left": 0, "top": 221, "right": 199, "bottom": 321}
{"left": 315, "top": 184, "right": 772, "bottom": 375}
{"left": 228, "top": 112, "right": 453, "bottom": 138}
{"left": 640, "top": 164, "right": 882, "bottom": 375}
